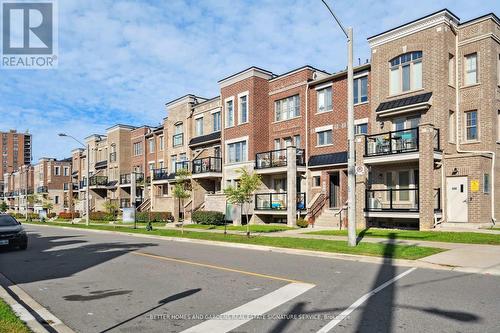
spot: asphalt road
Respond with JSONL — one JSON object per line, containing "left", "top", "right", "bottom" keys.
{"left": 1, "top": 224, "right": 499, "bottom": 333}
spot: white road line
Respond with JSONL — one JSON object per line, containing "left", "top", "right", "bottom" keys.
{"left": 316, "top": 267, "right": 417, "bottom": 333}
{"left": 181, "top": 282, "right": 315, "bottom": 333}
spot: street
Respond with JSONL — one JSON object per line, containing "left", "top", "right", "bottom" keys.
{"left": 1, "top": 225, "right": 499, "bottom": 333}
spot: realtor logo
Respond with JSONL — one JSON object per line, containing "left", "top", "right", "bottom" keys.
{"left": 1, "top": 0, "right": 58, "bottom": 69}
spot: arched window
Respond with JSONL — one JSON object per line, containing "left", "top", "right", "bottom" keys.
{"left": 389, "top": 51, "right": 422, "bottom": 95}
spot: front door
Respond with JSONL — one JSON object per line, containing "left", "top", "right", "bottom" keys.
{"left": 446, "top": 177, "right": 468, "bottom": 222}
{"left": 329, "top": 172, "right": 340, "bottom": 208}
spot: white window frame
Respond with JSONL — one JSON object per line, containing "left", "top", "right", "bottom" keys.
{"left": 148, "top": 138, "right": 155, "bottom": 153}
{"left": 274, "top": 95, "right": 300, "bottom": 121}
{"left": 389, "top": 51, "right": 423, "bottom": 95}
{"left": 464, "top": 110, "right": 478, "bottom": 142}
{"left": 225, "top": 136, "right": 248, "bottom": 164}
{"left": 238, "top": 91, "right": 249, "bottom": 125}
{"left": 315, "top": 126, "right": 333, "bottom": 147}
{"left": 195, "top": 116, "right": 204, "bottom": 136}
{"left": 353, "top": 75, "right": 368, "bottom": 104}
{"left": 225, "top": 97, "right": 235, "bottom": 128}
{"left": 212, "top": 110, "right": 221, "bottom": 132}
{"left": 464, "top": 53, "right": 478, "bottom": 86}
{"left": 316, "top": 85, "right": 333, "bottom": 113}
{"left": 54, "top": 166, "right": 60, "bottom": 176}
{"left": 159, "top": 136, "right": 164, "bottom": 151}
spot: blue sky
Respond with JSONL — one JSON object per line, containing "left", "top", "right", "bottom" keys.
{"left": 1, "top": 0, "right": 499, "bottom": 161}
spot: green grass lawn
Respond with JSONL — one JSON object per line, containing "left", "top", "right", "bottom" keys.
{"left": 306, "top": 228, "right": 500, "bottom": 245}
{"left": 183, "top": 224, "right": 295, "bottom": 233}
{"left": 25, "top": 222, "right": 444, "bottom": 260}
{"left": 0, "top": 298, "right": 31, "bottom": 333}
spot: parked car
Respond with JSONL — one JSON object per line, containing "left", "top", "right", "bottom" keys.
{"left": 0, "top": 214, "right": 28, "bottom": 250}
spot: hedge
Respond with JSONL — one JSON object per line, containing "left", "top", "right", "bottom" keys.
{"left": 192, "top": 211, "right": 225, "bottom": 225}
{"left": 90, "top": 211, "right": 116, "bottom": 221}
{"left": 135, "top": 211, "right": 173, "bottom": 223}
{"left": 58, "top": 212, "right": 80, "bottom": 220}
{"left": 296, "top": 218, "right": 309, "bottom": 228}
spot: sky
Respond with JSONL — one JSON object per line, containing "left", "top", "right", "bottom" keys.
{"left": 1, "top": 0, "right": 499, "bottom": 161}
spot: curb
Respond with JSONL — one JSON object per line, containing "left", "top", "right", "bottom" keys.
{"left": 0, "top": 273, "right": 75, "bottom": 333}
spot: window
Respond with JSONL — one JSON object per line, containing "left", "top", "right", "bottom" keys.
{"left": 275, "top": 95, "right": 300, "bottom": 121}
{"left": 213, "top": 111, "right": 221, "bottom": 132}
{"left": 159, "top": 136, "right": 164, "bottom": 151}
{"left": 239, "top": 94, "right": 248, "bottom": 124}
{"left": 355, "top": 123, "right": 368, "bottom": 134}
{"left": 317, "top": 130, "right": 333, "bottom": 146}
{"left": 175, "top": 123, "right": 183, "bottom": 134}
{"left": 63, "top": 167, "right": 69, "bottom": 176}
{"left": 227, "top": 141, "right": 247, "bottom": 163}
{"left": 173, "top": 123, "right": 183, "bottom": 147}
{"left": 179, "top": 153, "right": 187, "bottom": 161}
{"left": 465, "top": 110, "right": 478, "bottom": 141}
{"left": 449, "top": 111, "right": 455, "bottom": 143}
{"left": 226, "top": 99, "right": 234, "bottom": 127}
{"left": 274, "top": 178, "right": 287, "bottom": 192}
{"left": 484, "top": 174, "right": 490, "bottom": 194}
{"left": 158, "top": 160, "right": 164, "bottom": 169}
{"left": 354, "top": 76, "right": 368, "bottom": 104}
{"left": 317, "top": 87, "right": 332, "bottom": 113}
{"left": 389, "top": 51, "right": 422, "bottom": 95}
{"left": 171, "top": 155, "right": 177, "bottom": 172}
{"left": 54, "top": 196, "right": 59, "bottom": 204}
{"left": 464, "top": 53, "right": 478, "bottom": 85}
{"left": 133, "top": 142, "right": 143, "bottom": 156}
{"left": 148, "top": 162, "right": 154, "bottom": 173}
{"left": 448, "top": 54, "right": 455, "bottom": 86}
{"left": 293, "top": 135, "right": 301, "bottom": 148}
{"left": 148, "top": 138, "right": 155, "bottom": 153}
{"left": 195, "top": 117, "right": 203, "bottom": 136}
{"left": 54, "top": 166, "right": 60, "bottom": 176}
{"left": 313, "top": 176, "right": 321, "bottom": 187}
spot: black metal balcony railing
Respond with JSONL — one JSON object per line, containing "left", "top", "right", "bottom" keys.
{"left": 95, "top": 160, "right": 108, "bottom": 169}
{"left": 152, "top": 168, "right": 169, "bottom": 180}
{"left": 120, "top": 174, "right": 131, "bottom": 184}
{"left": 120, "top": 198, "right": 131, "bottom": 208}
{"left": 255, "top": 148, "right": 306, "bottom": 169}
{"left": 255, "top": 192, "right": 306, "bottom": 210}
{"left": 192, "top": 157, "right": 222, "bottom": 174}
{"left": 37, "top": 186, "right": 48, "bottom": 193}
{"left": 173, "top": 133, "right": 184, "bottom": 147}
{"left": 175, "top": 161, "right": 189, "bottom": 173}
{"left": 89, "top": 176, "right": 108, "bottom": 187}
{"left": 109, "top": 152, "right": 117, "bottom": 162}
{"left": 365, "top": 188, "right": 419, "bottom": 212}
{"left": 365, "top": 128, "right": 419, "bottom": 157}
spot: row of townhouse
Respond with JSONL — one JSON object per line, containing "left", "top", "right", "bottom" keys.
{"left": 2, "top": 158, "right": 73, "bottom": 214}
{"left": 66, "top": 9, "right": 499, "bottom": 230}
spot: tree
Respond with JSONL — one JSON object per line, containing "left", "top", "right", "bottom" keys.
{"left": 172, "top": 168, "right": 191, "bottom": 234}
{"left": 103, "top": 200, "right": 118, "bottom": 219}
{"left": 224, "top": 167, "right": 262, "bottom": 237}
{"left": 0, "top": 201, "right": 7, "bottom": 213}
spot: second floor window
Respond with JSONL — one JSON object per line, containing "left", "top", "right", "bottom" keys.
{"left": 227, "top": 140, "right": 247, "bottom": 163}
{"left": 239, "top": 94, "right": 248, "bottom": 124}
{"left": 389, "top": 51, "right": 422, "bottom": 95}
{"left": 317, "top": 130, "right": 333, "bottom": 146}
{"left": 275, "top": 95, "right": 300, "bottom": 121}
{"left": 465, "top": 110, "right": 478, "bottom": 141}
{"left": 159, "top": 136, "right": 164, "bottom": 151}
{"left": 195, "top": 117, "right": 203, "bottom": 136}
{"left": 355, "top": 123, "right": 368, "bottom": 134}
{"left": 317, "top": 87, "right": 332, "bottom": 113}
{"left": 148, "top": 139, "right": 155, "bottom": 153}
{"left": 173, "top": 123, "right": 183, "bottom": 147}
{"left": 226, "top": 100, "right": 234, "bottom": 127}
{"left": 133, "top": 142, "right": 143, "bottom": 156}
{"left": 354, "top": 76, "right": 368, "bottom": 104}
{"left": 54, "top": 166, "right": 60, "bottom": 176}
{"left": 464, "top": 53, "right": 478, "bottom": 85}
{"left": 213, "top": 111, "right": 221, "bottom": 132}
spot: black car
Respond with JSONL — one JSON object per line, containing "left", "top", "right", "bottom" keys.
{"left": 0, "top": 214, "right": 28, "bottom": 250}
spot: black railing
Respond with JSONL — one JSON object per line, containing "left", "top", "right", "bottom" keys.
{"left": 175, "top": 161, "right": 189, "bottom": 173}
{"left": 152, "top": 168, "right": 169, "bottom": 180}
{"left": 120, "top": 174, "right": 131, "bottom": 184}
{"left": 89, "top": 176, "right": 108, "bottom": 187}
{"left": 109, "top": 152, "right": 117, "bottom": 162}
{"left": 37, "top": 186, "right": 48, "bottom": 193}
{"left": 365, "top": 188, "right": 419, "bottom": 212}
{"left": 255, "top": 192, "right": 306, "bottom": 210}
{"left": 365, "top": 128, "right": 419, "bottom": 157}
{"left": 192, "top": 157, "right": 222, "bottom": 174}
{"left": 173, "top": 133, "right": 184, "bottom": 147}
{"left": 255, "top": 148, "right": 305, "bottom": 169}
{"left": 95, "top": 160, "right": 108, "bottom": 169}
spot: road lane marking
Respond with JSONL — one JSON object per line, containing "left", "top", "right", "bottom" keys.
{"left": 316, "top": 267, "right": 417, "bottom": 333}
{"left": 133, "top": 251, "right": 310, "bottom": 284}
{"left": 181, "top": 282, "right": 315, "bottom": 333}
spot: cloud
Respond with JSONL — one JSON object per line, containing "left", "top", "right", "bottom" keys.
{"left": 1, "top": 0, "right": 498, "bottom": 161}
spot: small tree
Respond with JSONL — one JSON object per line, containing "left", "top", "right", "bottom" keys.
{"left": 103, "top": 200, "right": 119, "bottom": 220}
{"left": 224, "top": 167, "right": 262, "bottom": 237}
{"left": 43, "top": 201, "right": 54, "bottom": 215}
{"left": 172, "top": 168, "right": 191, "bottom": 234}
{"left": 0, "top": 201, "right": 7, "bottom": 213}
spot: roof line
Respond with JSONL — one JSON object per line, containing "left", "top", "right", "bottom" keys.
{"left": 217, "top": 66, "right": 274, "bottom": 83}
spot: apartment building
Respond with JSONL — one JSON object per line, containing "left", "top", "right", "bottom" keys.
{"left": 2, "top": 164, "right": 34, "bottom": 213}
{"left": 0, "top": 129, "right": 32, "bottom": 193}
{"left": 33, "top": 158, "right": 72, "bottom": 214}
{"left": 355, "top": 9, "right": 500, "bottom": 229}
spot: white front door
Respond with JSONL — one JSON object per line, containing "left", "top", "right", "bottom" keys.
{"left": 446, "top": 177, "right": 468, "bottom": 222}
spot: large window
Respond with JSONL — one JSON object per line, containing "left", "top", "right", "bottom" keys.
{"left": 239, "top": 94, "right": 248, "bottom": 124}
{"left": 355, "top": 123, "right": 368, "bottom": 135}
{"left": 195, "top": 117, "right": 203, "bottom": 136}
{"left": 227, "top": 141, "right": 247, "bottom": 163}
{"left": 389, "top": 51, "right": 422, "bottom": 95}
{"left": 173, "top": 123, "right": 183, "bottom": 147}
{"left": 226, "top": 99, "right": 234, "bottom": 127}
{"left": 317, "top": 130, "right": 333, "bottom": 146}
{"left": 464, "top": 53, "right": 478, "bottom": 85}
{"left": 213, "top": 111, "right": 221, "bottom": 132}
{"left": 171, "top": 155, "right": 177, "bottom": 172}
{"left": 133, "top": 142, "right": 143, "bottom": 156}
{"left": 317, "top": 87, "right": 332, "bottom": 113}
{"left": 465, "top": 110, "right": 478, "bottom": 141}
{"left": 354, "top": 76, "right": 368, "bottom": 104}
{"left": 275, "top": 95, "right": 300, "bottom": 121}
{"left": 159, "top": 136, "right": 164, "bottom": 151}
{"left": 148, "top": 138, "right": 155, "bottom": 153}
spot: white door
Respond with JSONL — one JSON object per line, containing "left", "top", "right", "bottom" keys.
{"left": 446, "top": 177, "right": 468, "bottom": 222}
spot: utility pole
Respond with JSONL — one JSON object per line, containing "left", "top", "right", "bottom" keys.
{"left": 321, "top": 0, "right": 357, "bottom": 246}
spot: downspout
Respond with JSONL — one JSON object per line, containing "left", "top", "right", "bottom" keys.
{"left": 453, "top": 28, "right": 496, "bottom": 225}
{"left": 305, "top": 78, "right": 311, "bottom": 217}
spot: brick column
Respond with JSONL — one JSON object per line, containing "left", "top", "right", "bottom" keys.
{"left": 287, "top": 146, "right": 297, "bottom": 227}
{"left": 355, "top": 134, "right": 367, "bottom": 229}
{"left": 418, "top": 123, "right": 435, "bottom": 230}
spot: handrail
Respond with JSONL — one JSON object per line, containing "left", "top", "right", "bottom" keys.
{"left": 365, "top": 127, "right": 419, "bottom": 157}
{"left": 307, "top": 193, "right": 327, "bottom": 223}
{"left": 255, "top": 148, "right": 305, "bottom": 169}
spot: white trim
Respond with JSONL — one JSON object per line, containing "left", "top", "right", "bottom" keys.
{"left": 224, "top": 96, "right": 235, "bottom": 128}
{"left": 210, "top": 107, "right": 222, "bottom": 114}
{"left": 314, "top": 82, "right": 332, "bottom": 91}
{"left": 194, "top": 114, "right": 204, "bottom": 120}
{"left": 225, "top": 135, "right": 249, "bottom": 145}
{"left": 353, "top": 70, "right": 369, "bottom": 79}
{"left": 315, "top": 125, "right": 333, "bottom": 133}
{"left": 219, "top": 68, "right": 273, "bottom": 88}
{"left": 237, "top": 91, "right": 249, "bottom": 125}
{"left": 355, "top": 118, "right": 369, "bottom": 125}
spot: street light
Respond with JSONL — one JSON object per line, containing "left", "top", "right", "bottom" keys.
{"left": 58, "top": 133, "right": 90, "bottom": 226}
{"left": 320, "top": 0, "right": 356, "bottom": 246}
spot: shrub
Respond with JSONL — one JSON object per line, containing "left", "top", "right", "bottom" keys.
{"left": 58, "top": 212, "right": 80, "bottom": 220}
{"left": 192, "top": 211, "right": 225, "bottom": 225}
{"left": 135, "top": 211, "right": 173, "bottom": 223}
{"left": 296, "top": 218, "right": 309, "bottom": 228}
{"left": 90, "top": 211, "right": 115, "bottom": 221}
{"left": 47, "top": 213, "right": 57, "bottom": 218}
{"left": 27, "top": 213, "right": 38, "bottom": 220}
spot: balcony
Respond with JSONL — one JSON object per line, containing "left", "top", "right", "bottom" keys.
{"left": 255, "top": 148, "right": 306, "bottom": 174}
{"left": 120, "top": 174, "right": 131, "bottom": 185}
{"left": 89, "top": 176, "right": 108, "bottom": 187}
{"left": 254, "top": 192, "right": 306, "bottom": 213}
{"left": 192, "top": 157, "right": 222, "bottom": 178}
{"left": 37, "top": 186, "right": 48, "bottom": 193}
{"left": 175, "top": 161, "right": 190, "bottom": 173}
{"left": 152, "top": 168, "right": 169, "bottom": 181}
{"left": 364, "top": 128, "right": 441, "bottom": 164}
{"left": 173, "top": 133, "right": 184, "bottom": 147}
{"left": 94, "top": 160, "right": 108, "bottom": 169}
